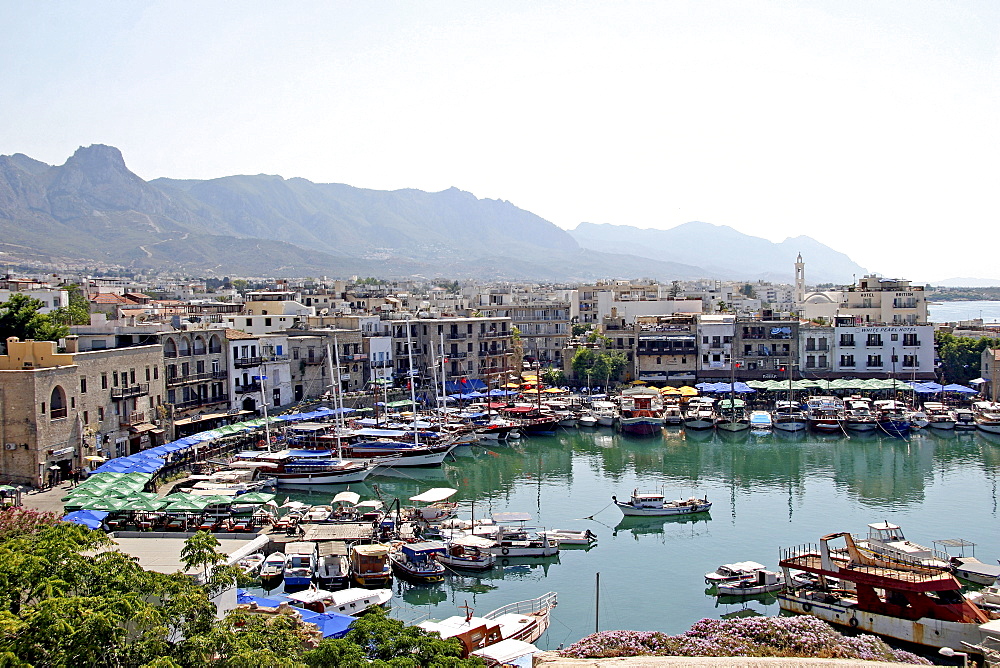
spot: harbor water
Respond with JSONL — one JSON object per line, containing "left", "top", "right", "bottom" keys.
{"left": 929, "top": 300, "right": 1000, "bottom": 323}
{"left": 274, "top": 426, "right": 1000, "bottom": 650}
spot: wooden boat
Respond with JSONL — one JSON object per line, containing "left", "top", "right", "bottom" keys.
{"left": 438, "top": 535, "right": 497, "bottom": 571}
{"left": 618, "top": 387, "right": 665, "bottom": 435}
{"left": 389, "top": 541, "right": 447, "bottom": 583}
{"left": 843, "top": 398, "right": 878, "bottom": 432}
{"left": 235, "top": 449, "right": 376, "bottom": 485}
{"left": 772, "top": 400, "right": 809, "bottom": 432}
{"left": 778, "top": 530, "right": 1000, "bottom": 652}
{"left": 350, "top": 543, "right": 392, "bottom": 587}
{"left": 286, "top": 586, "right": 392, "bottom": 615}
{"left": 858, "top": 521, "right": 950, "bottom": 569}
{"left": 805, "top": 396, "right": 845, "bottom": 433}
{"left": 612, "top": 489, "right": 711, "bottom": 517}
{"left": 237, "top": 552, "right": 265, "bottom": 575}
{"left": 873, "top": 400, "right": 911, "bottom": 437}
{"left": 682, "top": 397, "right": 716, "bottom": 431}
{"left": 591, "top": 401, "right": 619, "bottom": 427}
{"left": 705, "top": 560, "right": 766, "bottom": 585}
{"left": 716, "top": 570, "right": 790, "bottom": 596}
{"left": 715, "top": 398, "right": 750, "bottom": 432}
{"left": 417, "top": 591, "right": 557, "bottom": 657}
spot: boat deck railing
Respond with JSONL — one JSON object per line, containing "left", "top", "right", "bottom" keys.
{"left": 780, "top": 545, "right": 957, "bottom": 586}
{"left": 484, "top": 591, "right": 557, "bottom": 619}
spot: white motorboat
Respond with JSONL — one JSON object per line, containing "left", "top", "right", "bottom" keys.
{"left": 419, "top": 591, "right": 557, "bottom": 649}
{"left": 965, "top": 582, "right": 1000, "bottom": 613}
{"left": 749, "top": 410, "right": 772, "bottom": 433}
{"left": 806, "top": 396, "right": 845, "bottom": 433}
{"left": 286, "top": 587, "right": 392, "bottom": 615}
{"left": 923, "top": 402, "right": 957, "bottom": 430}
{"left": 714, "top": 398, "right": 750, "bottom": 432}
{"left": 471, "top": 513, "right": 559, "bottom": 557}
{"left": 612, "top": 489, "right": 711, "bottom": 517}
{"left": 858, "top": 521, "right": 950, "bottom": 569}
{"left": 538, "top": 528, "right": 597, "bottom": 546}
{"left": 591, "top": 401, "right": 619, "bottom": 426}
{"left": 577, "top": 411, "right": 599, "bottom": 428}
{"left": 974, "top": 401, "right": 1000, "bottom": 434}
{"left": 954, "top": 408, "right": 977, "bottom": 430}
{"left": 662, "top": 401, "right": 683, "bottom": 426}
{"left": 259, "top": 551, "right": 285, "bottom": 584}
{"left": 843, "top": 398, "right": 878, "bottom": 432}
{"left": 705, "top": 561, "right": 767, "bottom": 585}
{"left": 389, "top": 541, "right": 448, "bottom": 583}
{"left": 237, "top": 552, "right": 265, "bottom": 575}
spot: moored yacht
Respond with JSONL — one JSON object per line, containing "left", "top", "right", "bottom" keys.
{"left": 683, "top": 397, "right": 716, "bottom": 431}
{"left": 923, "top": 401, "right": 957, "bottom": 430}
{"left": 618, "top": 387, "right": 665, "bottom": 435}
{"left": 973, "top": 401, "right": 1000, "bottom": 434}
{"left": 715, "top": 398, "right": 750, "bottom": 432}
{"left": 805, "top": 396, "right": 845, "bottom": 433}
{"left": 772, "top": 400, "right": 808, "bottom": 432}
{"left": 843, "top": 398, "right": 878, "bottom": 432}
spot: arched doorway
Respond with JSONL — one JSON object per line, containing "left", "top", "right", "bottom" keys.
{"left": 241, "top": 397, "right": 257, "bottom": 413}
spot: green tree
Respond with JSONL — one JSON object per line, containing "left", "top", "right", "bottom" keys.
{"left": 304, "top": 607, "right": 480, "bottom": 667}
{"left": 935, "top": 331, "right": 1000, "bottom": 384}
{"left": 0, "top": 294, "right": 69, "bottom": 346}
{"left": 50, "top": 285, "right": 91, "bottom": 326}
{"left": 180, "top": 530, "right": 226, "bottom": 580}
{"left": 571, "top": 323, "right": 590, "bottom": 338}
{"left": 541, "top": 367, "right": 565, "bottom": 387}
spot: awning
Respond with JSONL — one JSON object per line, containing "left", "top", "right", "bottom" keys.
{"left": 129, "top": 423, "right": 158, "bottom": 434}
{"left": 409, "top": 488, "right": 457, "bottom": 503}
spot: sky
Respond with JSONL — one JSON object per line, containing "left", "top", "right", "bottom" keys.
{"left": 2, "top": 1, "right": 998, "bottom": 283}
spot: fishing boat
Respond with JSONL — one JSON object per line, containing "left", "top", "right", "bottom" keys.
{"left": 408, "top": 487, "right": 459, "bottom": 522}
{"left": 237, "top": 552, "right": 266, "bottom": 575}
{"left": 475, "top": 416, "right": 522, "bottom": 440}
{"left": 716, "top": 570, "right": 793, "bottom": 596}
{"left": 389, "top": 541, "right": 447, "bottom": 583}
{"left": 577, "top": 411, "right": 599, "bottom": 428}
{"left": 437, "top": 535, "right": 497, "bottom": 571}
{"left": 417, "top": 591, "right": 558, "bottom": 657}
{"left": 772, "top": 400, "right": 808, "bottom": 432}
{"left": 778, "top": 530, "right": 1000, "bottom": 652}
{"left": 923, "top": 402, "right": 957, "bottom": 430}
{"left": 705, "top": 561, "right": 766, "bottom": 585}
{"left": 805, "top": 396, "right": 845, "bottom": 433}
{"left": 286, "top": 586, "right": 392, "bottom": 615}
{"left": 282, "top": 541, "right": 318, "bottom": 589}
{"left": 350, "top": 544, "right": 392, "bottom": 587}
{"left": 873, "top": 400, "right": 911, "bottom": 437}
{"left": 471, "top": 513, "right": 560, "bottom": 558}
{"left": 954, "top": 408, "right": 977, "bottom": 431}
{"left": 843, "top": 398, "right": 878, "bottom": 432}
{"left": 715, "top": 398, "right": 750, "bottom": 432}
{"left": 611, "top": 489, "right": 711, "bottom": 517}
{"left": 662, "top": 400, "right": 684, "bottom": 425}
{"left": 618, "top": 386, "right": 665, "bottom": 435}
{"left": 234, "top": 449, "right": 376, "bottom": 485}
{"left": 316, "top": 546, "right": 351, "bottom": 590}
{"left": 683, "top": 397, "right": 716, "bottom": 431}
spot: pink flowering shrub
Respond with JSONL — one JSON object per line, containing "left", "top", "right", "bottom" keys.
{"left": 560, "top": 615, "right": 930, "bottom": 664}
{"left": 0, "top": 506, "right": 60, "bottom": 542}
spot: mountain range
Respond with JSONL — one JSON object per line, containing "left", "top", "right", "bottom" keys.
{"left": 0, "top": 144, "right": 866, "bottom": 283}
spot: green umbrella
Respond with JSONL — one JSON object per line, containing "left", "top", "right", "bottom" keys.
{"left": 232, "top": 492, "right": 275, "bottom": 505}
{"left": 120, "top": 497, "right": 167, "bottom": 512}
{"left": 165, "top": 497, "right": 211, "bottom": 512}
{"left": 198, "top": 495, "right": 234, "bottom": 507}
{"left": 82, "top": 497, "right": 129, "bottom": 511}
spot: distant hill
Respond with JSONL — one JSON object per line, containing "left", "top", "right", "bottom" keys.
{"left": 569, "top": 222, "right": 867, "bottom": 284}
{"left": 929, "top": 277, "right": 1000, "bottom": 288}
{"left": 0, "top": 145, "right": 867, "bottom": 283}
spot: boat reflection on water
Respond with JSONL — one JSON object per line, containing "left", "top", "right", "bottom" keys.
{"left": 703, "top": 585, "right": 779, "bottom": 608}
{"left": 397, "top": 580, "right": 447, "bottom": 606}
{"left": 613, "top": 512, "right": 712, "bottom": 539}
{"left": 491, "top": 557, "right": 561, "bottom": 576}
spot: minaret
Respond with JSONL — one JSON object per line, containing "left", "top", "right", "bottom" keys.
{"left": 794, "top": 253, "right": 805, "bottom": 304}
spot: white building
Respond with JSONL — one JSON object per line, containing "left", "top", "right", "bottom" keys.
{"left": 832, "top": 321, "right": 935, "bottom": 380}
{"left": 696, "top": 315, "right": 735, "bottom": 377}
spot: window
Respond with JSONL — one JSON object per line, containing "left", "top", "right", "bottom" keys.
{"left": 112, "top": 371, "right": 119, "bottom": 387}
{"left": 840, "top": 355, "right": 855, "bottom": 367}
{"left": 145, "top": 367, "right": 150, "bottom": 382}
{"left": 840, "top": 334, "right": 855, "bottom": 347}
{"left": 153, "top": 366, "right": 158, "bottom": 380}
{"left": 806, "top": 355, "right": 815, "bottom": 368}
{"left": 867, "top": 334, "right": 882, "bottom": 347}
{"left": 819, "top": 355, "right": 827, "bottom": 367}
{"left": 83, "top": 411, "right": 89, "bottom": 425}
{"left": 80, "top": 377, "right": 87, "bottom": 393}
{"left": 867, "top": 355, "right": 882, "bottom": 368}
{"left": 891, "top": 333, "right": 899, "bottom": 341}
{"left": 50, "top": 386, "right": 67, "bottom": 420}
{"left": 903, "top": 354, "right": 918, "bottom": 367}
{"left": 98, "top": 407, "right": 104, "bottom": 421}
{"left": 903, "top": 333, "right": 919, "bottom": 347}
{"left": 264, "top": 318, "right": 272, "bottom": 327}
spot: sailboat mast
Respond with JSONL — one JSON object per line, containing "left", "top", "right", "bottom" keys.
{"left": 440, "top": 332, "right": 447, "bottom": 413}
{"left": 330, "top": 338, "right": 345, "bottom": 459}
{"left": 406, "top": 317, "right": 420, "bottom": 447}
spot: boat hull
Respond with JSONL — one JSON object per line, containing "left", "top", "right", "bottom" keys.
{"left": 614, "top": 501, "right": 712, "bottom": 517}
{"left": 619, "top": 418, "right": 664, "bottom": 435}
{"left": 773, "top": 420, "right": 807, "bottom": 432}
{"left": 275, "top": 468, "right": 373, "bottom": 485}
{"left": 976, "top": 421, "right": 1000, "bottom": 434}
{"left": 778, "top": 592, "right": 995, "bottom": 652}
{"left": 716, "top": 420, "right": 750, "bottom": 432}
{"left": 683, "top": 418, "right": 715, "bottom": 431}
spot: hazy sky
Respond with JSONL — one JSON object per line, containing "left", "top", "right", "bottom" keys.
{"left": 2, "top": 1, "right": 997, "bottom": 282}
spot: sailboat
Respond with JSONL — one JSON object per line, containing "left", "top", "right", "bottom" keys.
{"left": 714, "top": 359, "right": 749, "bottom": 432}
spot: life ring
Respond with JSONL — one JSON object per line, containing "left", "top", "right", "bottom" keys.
{"left": 849, "top": 617, "right": 859, "bottom": 628}
{"left": 501, "top": 547, "right": 510, "bottom": 556}
{"left": 501, "top": 558, "right": 509, "bottom": 567}
{"left": 802, "top": 603, "right": 812, "bottom": 612}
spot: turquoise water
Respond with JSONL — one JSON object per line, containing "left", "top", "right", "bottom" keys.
{"left": 278, "top": 426, "right": 1000, "bottom": 650}
{"left": 930, "top": 300, "right": 1000, "bottom": 323}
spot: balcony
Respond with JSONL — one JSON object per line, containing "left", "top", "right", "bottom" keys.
{"left": 233, "top": 356, "right": 263, "bottom": 368}
{"left": 234, "top": 383, "right": 262, "bottom": 394}
{"left": 262, "top": 353, "right": 289, "bottom": 362}
{"left": 303, "top": 357, "right": 324, "bottom": 365}
{"left": 166, "top": 370, "right": 228, "bottom": 387}
{"left": 172, "top": 394, "right": 229, "bottom": 411}
{"left": 447, "top": 333, "right": 468, "bottom": 340}
{"left": 111, "top": 384, "right": 149, "bottom": 400}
